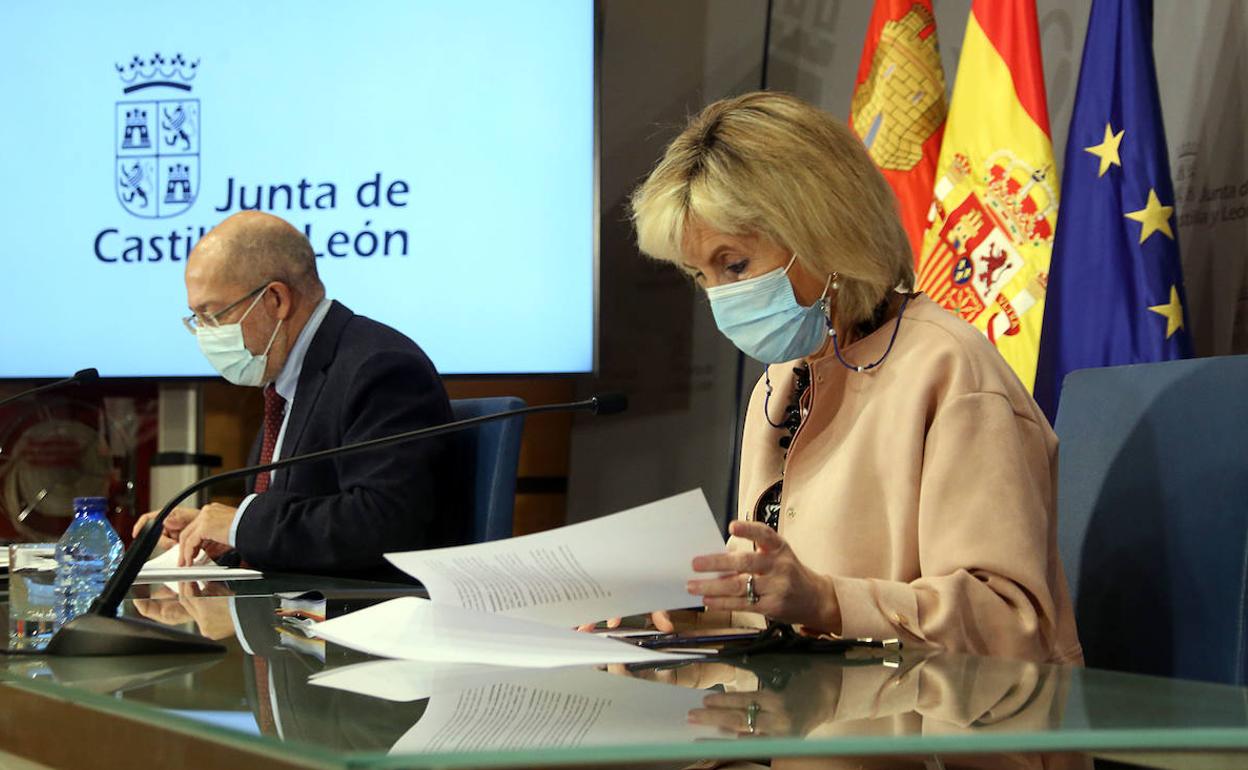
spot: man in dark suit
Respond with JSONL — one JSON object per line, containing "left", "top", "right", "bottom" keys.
{"left": 135, "top": 211, "right": 467, "bottom": 581}
{"left": 131, "top": 584, "right": 430, "bottom": 748}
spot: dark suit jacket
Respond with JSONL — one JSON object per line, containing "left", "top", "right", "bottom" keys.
{"left": 236, "top": 300, "right": 468, "bottom": 582}
{"left": 234, "top": 594, "right": 429, "bottom": 749}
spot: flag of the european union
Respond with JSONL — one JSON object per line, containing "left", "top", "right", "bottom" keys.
{"left": 1033, "top": 0, "right": 1191, "bottom": 424}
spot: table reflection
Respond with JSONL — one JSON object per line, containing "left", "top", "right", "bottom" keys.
{"left": 8, "top": 591, "right": 1248, "bottom": 770}
{"left": 132, "top": 582, "right": 237, "bottom": 640}
{"left": 627, "top": 652, "right": 1089, "bottom": 769}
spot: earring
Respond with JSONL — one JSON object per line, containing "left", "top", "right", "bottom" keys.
{"left": 830, "top": 272, "right": 840, "bottom": 291}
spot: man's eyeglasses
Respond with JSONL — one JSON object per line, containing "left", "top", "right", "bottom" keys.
{"left": 182, "top": 283, "right": 270, "bottom": 334}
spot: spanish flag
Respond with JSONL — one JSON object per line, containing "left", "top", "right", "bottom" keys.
{"left": 917, "top": 0, "right": 1057, "bottom": 392}
{"left": 849, "top": 0, "right": 947, "bottom": 265}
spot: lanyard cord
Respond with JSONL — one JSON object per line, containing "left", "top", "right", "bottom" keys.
{"left": 762, "top": 293, "right": 911, "bottom": 425}
{"left": 828, "top": 292, "right": 911, "bottom": 373}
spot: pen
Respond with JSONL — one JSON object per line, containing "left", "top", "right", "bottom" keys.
{"left": 633, "top": 631, "right": 775, "bottom": 649}
{"left": 634, "top": 632, "right": 901, "bottom": 651}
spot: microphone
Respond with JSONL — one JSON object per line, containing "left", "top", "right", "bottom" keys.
{"left": 0, "top": 368, "right": 100, "bottom": 410}
{"left": 43, "top": 392, "right": 628, "bottom": 656}
{"left": 589, "top": 392, "right": 627, "bottom": 416}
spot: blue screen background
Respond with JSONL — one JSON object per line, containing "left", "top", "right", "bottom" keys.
{"left": 0, "top": 1, "right": 595, "bottom": 376}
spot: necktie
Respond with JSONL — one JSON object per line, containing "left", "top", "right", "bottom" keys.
{"left": 252, "top": 655, "right": 278, "bottom": 735}
{"left": 253, "top": 384, "right": 286, "bottom": 493}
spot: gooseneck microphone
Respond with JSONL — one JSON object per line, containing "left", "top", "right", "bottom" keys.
{"left": 44, "top": 393, "right": 628, "bottom": 656}
{"left": 0, "top": 368, "right": 100, "bottom": 410}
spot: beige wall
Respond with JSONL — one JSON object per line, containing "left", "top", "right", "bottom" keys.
{"left": 566, "top": 0, "right": 768, "bottom": 526}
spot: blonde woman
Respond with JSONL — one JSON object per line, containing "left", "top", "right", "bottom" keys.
{"left": 632, "top": 92, "right": 1081, "bottom": 664}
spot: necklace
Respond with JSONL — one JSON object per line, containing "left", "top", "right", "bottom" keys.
{"left": 752, "top": 294, "right": 911, "bottom": 530}
{"left": 756, "top": 363, "right": 811, "bottom": 529}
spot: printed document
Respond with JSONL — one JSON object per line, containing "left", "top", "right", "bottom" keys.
{"left": 386, "top": 489, "right": 726, "bottom": 626}
{"left": 306, "top": 490, "right": 727, "bottom": 668}
{"left": 307, "top": 596, "right": 698, "bottom": 667}
{"left": 309, "top": 660, "right": 718, "bottom": 753}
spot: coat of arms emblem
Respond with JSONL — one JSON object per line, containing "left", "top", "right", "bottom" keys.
{"left": 114, "top": 53, "right": 200, "bottom": 218}
{"left": 919, "top": 151, "right": 1056, "bottom": 344}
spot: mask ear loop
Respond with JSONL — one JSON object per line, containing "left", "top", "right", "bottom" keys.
{"left": 762, "top": 266, "right": 834, "bottom": 429}
{"left": 237, "top": 288, "right": 268, "bottom": 323}
{"left": 242, "top": 287, "right": 284, "bottom": 358}
{"left": 259, "top": 318, "right": 284, "bottom": 357}
{"left": 816, "top": 272, "right": 834, "bottom": 313}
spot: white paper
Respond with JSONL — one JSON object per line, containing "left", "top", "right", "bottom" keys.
{"left": 3, "top": 550, "right": 56, "bottom": 572}
{"left": 306, "top": 596, "right": 700, "bottom": 668}
{"left": 308, "top": 660, "right": 718, "bottom": 754}
{"left": 135, "top": 565, "right": 263, "bottom": 583}
{"left": 137, "top": 547, "right": 262, "bottom": 583}
{"left": 385, "top": 489, "right": 726, "bottom": 626}
{"left": 145, "top": 546, "right": 211, "bottom": 569}
{"left": 3, "top": 545, "right": 261, "bottom": 582}
{"left": 309, "top": 659, "right": 523, "bottom": 702}
{"left": 393, "top": 669, "right": 716, "bottom": 754}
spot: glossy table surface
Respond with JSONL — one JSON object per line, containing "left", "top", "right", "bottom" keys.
{"left": 3, "top": 572, "right": 1248, "bottom": 769}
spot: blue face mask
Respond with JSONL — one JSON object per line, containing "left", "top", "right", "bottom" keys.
{"left": 706, "top": 255, "right": 832, "bottom": 364}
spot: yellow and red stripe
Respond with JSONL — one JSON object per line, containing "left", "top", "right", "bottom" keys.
{"left": 918, "top": 0, "right": 1058, "bottom": 392}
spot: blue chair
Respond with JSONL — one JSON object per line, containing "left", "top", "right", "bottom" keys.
{"left": 1054, "top": 355, "right": 1248, "bottom": 685}
{"left": 450, "top": 397, "right": 526, "bottom": 543}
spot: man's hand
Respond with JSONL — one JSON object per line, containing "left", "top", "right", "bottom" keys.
{"left": 133, "top": 505, "right": 235, "bottom": 565}
{"left": 132, "top": 585, "right": 191, "bottom": 626}
{"left": 176, "top": 581, "right": 237, "bottom": 640}
{"left": 178, "top": 503, "right": 239, "bottom": 567}
{"left": 131, "top": 583, "right": 237, "bottom": 641}
{"left": 133, "top": 506, "right": 201, "bottom": 553}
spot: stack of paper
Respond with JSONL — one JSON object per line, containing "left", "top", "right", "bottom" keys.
{"left": 307, "top": 490, "right": 727, "bottom": 668}
{"left": 138, "top": 546, "right": 263, "bottom": 583}
{"left": 6, "top": 544, "right": 262, "bottom": 583}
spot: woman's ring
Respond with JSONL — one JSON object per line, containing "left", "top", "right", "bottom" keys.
{"left": 745, "top": 701, "right": 761, "bottom": 734}
{"left": 745, "top": 574, "right": 759, "bottom": 605}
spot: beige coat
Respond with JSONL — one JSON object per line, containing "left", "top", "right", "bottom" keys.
{"left": 732, "top": 294, "right": 1082, "bottom": 664}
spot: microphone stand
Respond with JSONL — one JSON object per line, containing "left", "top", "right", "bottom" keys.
{"left": 43, "top": 395, "right": 625, "bottom": 656}
{"left": 0, "top": 368, "right": 99, "bottom": 409}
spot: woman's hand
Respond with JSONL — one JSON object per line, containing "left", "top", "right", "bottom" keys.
{"left": 686, "top": 520, "right": 841, "bottom": 633}
{"left": 688, "top": 690, "right": 794, "bottom": 737}
{"left": 575, "top": 611, "right": 674, "bottom": 634}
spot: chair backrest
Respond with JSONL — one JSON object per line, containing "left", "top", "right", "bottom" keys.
{"left": 450, "top": 397, "right": 526, "bottom": 543}
{"left": 1054, "top": 355, "right": 1248, "bottom": 684}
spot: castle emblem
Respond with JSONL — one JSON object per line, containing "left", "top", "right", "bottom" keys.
{"left": 850, "top": 4, "right": 946, "bottom": 171}
{"left": 919, "top": 151, "right": 1056, "bottom": 343}
{"left": 114, "top": 53, "right": 200, "bottom": 218}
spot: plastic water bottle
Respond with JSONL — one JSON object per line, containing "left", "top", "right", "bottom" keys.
{"left": 54, "top": 496, "right": 124, "bottom": 625}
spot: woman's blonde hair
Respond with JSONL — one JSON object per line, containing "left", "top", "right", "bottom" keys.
{"left": 630, "top": 91, "right": 915, "bottom": 326}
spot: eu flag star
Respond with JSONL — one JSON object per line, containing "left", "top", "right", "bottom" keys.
{"left": 1084, "top": 123, "right": 1124, "bottom": 177}
{"left": 1148, "top": 285, "right": 1185, "bottom": 338}
{"left": 1124, "top": 188, "right": 1175, "bottom": 244}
